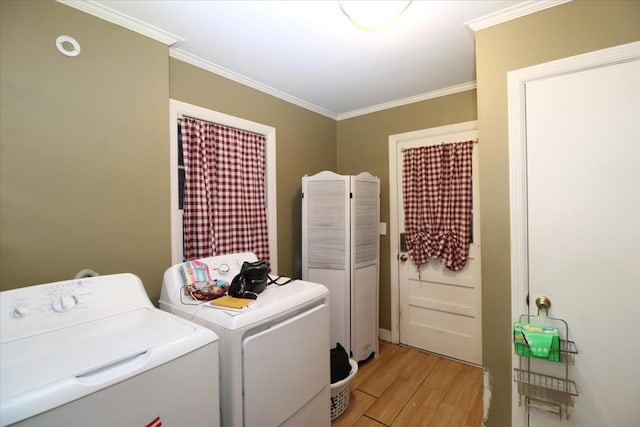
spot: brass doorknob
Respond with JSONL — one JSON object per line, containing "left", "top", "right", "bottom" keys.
{"left": 399, "top": 254, "right": 408, "bottom": 262}
{"left": 535, "top": 296, "right": 551, "bottom": 313}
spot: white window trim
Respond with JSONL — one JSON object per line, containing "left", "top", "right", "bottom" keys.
{"left": 169, "top": 99, "right": 278, "bottom": 273}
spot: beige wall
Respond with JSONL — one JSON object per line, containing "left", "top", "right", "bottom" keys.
{"left": 0, "top": 0, "right": 477, "bottom": 339}
{"left": 337, "top": 90, "right": 478, "bottom": 330}
{"left": 169, "top": 59, "right": 336, "bottom": 277}
{"left": 475, "top": 1, "right": 640, "bottom": 425}
{"left": 0, "top": 0, "right": 336, "bottom": 303}
{"left": 0, "top": 0, "right": 170, "bottom": 299}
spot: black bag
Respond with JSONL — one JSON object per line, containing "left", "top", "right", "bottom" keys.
{"left": 229, "top": 260, "right": 268, "bottom": 300}
{"left": 330, "top": 343, "right": 351, "bottom": 384}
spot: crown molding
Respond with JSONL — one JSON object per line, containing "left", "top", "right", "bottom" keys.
{"left": 56, "top": 0, "right": 184, "bottom": 46}
{"left": 56, "top": 0, "right": 501, "bottom": 120}
{"left": 57, "top": 0, "right": 336, "bottom": 118}
{"left": 169, "top": 49, "right": 337, "bottom": 120}
{"left": 337, "top": 82, "right": 477, "bottom": 121}
{"left": 172, "top": 46, "right": 476, "bottom": 121}
{"left": 465, "top": 0, "right": 573, "bottom": 32}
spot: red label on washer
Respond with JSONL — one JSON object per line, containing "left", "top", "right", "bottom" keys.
{"left": 145, "top": 416, "right": 162, "bottom": 427}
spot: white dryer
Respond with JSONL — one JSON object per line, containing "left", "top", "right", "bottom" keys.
{"left": 160, "top": 252, "right": 330, "bottom": 427}
{"left": 0, "top": 274, "right": 219, "bottom": 427}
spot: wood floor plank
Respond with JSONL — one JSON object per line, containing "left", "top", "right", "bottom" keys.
{"left": 457, "top": 366, "right": 482, "bottom": 414}
{"left": 364, "top": 351, "right": 439, "bottom": 425}
{"left": 351, "top": 341, "right": 400, "bottom": 391}
{"left": 332, "top": 389, "right": 376, "bottom": 427}
{"left": 398, "top": 350, "right": 439, "bottom": 382}
{"left": 357, "top": 345, "right": 412, "bottom": 397}
{"left": 331, "top": 342, "right": 484, "bottom": 427}
{"left": 390, "top": 384, "right": 446, "bottom": 427}
{"left": 441, "top": 363, "right": 482, "bottom": 412}
{"left": 464, "top": 387, "right": 484, "bottom": 427}
{"left": 424, "top": 401, "right": 456, "bottom": 427}
{"left": 364, "top": 379, "right": 412, "bottom": 424}
{"left": 445, "top": 403, "right": 469, "bottom": 427}
{"left": 424, "top": 358, "right": 464, "bottom": 392}
{"left": 353, "top": 416, "right": 387, "bottom": 427}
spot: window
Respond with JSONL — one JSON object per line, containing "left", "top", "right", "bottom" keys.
{"left": 169, "top": 99, "right": 278, "bottom": 272}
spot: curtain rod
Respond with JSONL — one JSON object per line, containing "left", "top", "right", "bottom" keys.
{"left": 177, "top": 113, "right": 264, "bottom": 137}
{"left": 177, "top": 113, "right": 216, "bottom": 124}
{"left": 401, "top": 140, "right": 478, "bottom": 151}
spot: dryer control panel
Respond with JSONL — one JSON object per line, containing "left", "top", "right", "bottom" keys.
{"left": 161, "top": 252, "right": 258, "bottom": 302}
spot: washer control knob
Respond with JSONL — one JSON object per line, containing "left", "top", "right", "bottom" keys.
{"left": 12, "top": 304, "right": 30, "bottom": 318}
{"left": 52, "top": 294, "right": 77, "bottom": 313}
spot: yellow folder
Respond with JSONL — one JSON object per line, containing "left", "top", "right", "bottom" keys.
{"left": 207, "top": 296, "right": 254, "bottom": 310}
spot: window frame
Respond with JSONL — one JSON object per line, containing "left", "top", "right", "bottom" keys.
{"left": 169, "top": 99, "right": 278, "bottom": 272}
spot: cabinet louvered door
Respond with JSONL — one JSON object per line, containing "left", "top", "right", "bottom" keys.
{"left": 302, "top": 172, "right": 350, "bottom": 352}
{"left": 302, "top": 171, "right": 380, "bottom": 361}
{"left": 350, "top": 173, "right": 380, "bottom": 361}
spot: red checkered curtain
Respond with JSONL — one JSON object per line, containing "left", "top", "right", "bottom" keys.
{"left": 402, "top": 140, "right": 474, "bottom": 271}
{"left": 180, "top": 116, "right": 270, "bottom": 266}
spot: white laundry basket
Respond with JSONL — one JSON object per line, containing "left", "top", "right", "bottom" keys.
{"left": 330, "top": 358, "right": 358, "bottom": 420}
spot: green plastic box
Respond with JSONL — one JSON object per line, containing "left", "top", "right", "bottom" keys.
{"left": 513, "top": 322, "right": 560, "bottom": 362}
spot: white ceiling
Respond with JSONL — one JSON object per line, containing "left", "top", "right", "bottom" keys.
{"left": 64, "top": 1, "right": 565, "bottom": 119}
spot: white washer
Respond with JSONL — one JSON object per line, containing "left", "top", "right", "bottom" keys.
{"left": 0, "top": 274, "right": 219, "bottom": 427}
{"left": 160, "top": 252, "right": 330, "bottom": 427}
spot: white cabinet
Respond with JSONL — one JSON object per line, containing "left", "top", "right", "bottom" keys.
{"left": 302, "top": 171, "right": 380, "bottom": 362}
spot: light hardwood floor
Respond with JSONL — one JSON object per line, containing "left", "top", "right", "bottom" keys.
{"left": 331, "top": 341, "right": 483, "bottom": 427}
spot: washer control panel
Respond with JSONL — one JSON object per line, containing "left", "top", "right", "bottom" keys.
{"left": 4, "top": 279, "right": 85, "bottom": 321}
{"left": 0, "top": 273, "right": 150, "bottom": 343}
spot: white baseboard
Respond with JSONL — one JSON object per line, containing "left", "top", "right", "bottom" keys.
{"left": 378, "top": 328, "right": 392, "bottom": 343}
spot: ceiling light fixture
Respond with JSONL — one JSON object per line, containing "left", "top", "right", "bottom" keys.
{"left": 339, "top": 0, "right": 412, "bottom": 32}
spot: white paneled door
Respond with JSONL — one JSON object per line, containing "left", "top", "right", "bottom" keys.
{"left": 391, "top": 123, "right": 482, "bottom": 366}
{"left": 510, "top": 42, "right": 640, "bottom": 426}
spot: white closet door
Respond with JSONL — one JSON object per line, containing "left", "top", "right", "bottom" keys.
{"left": 525, "top": 57, "right": 640, "bottom": 427}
